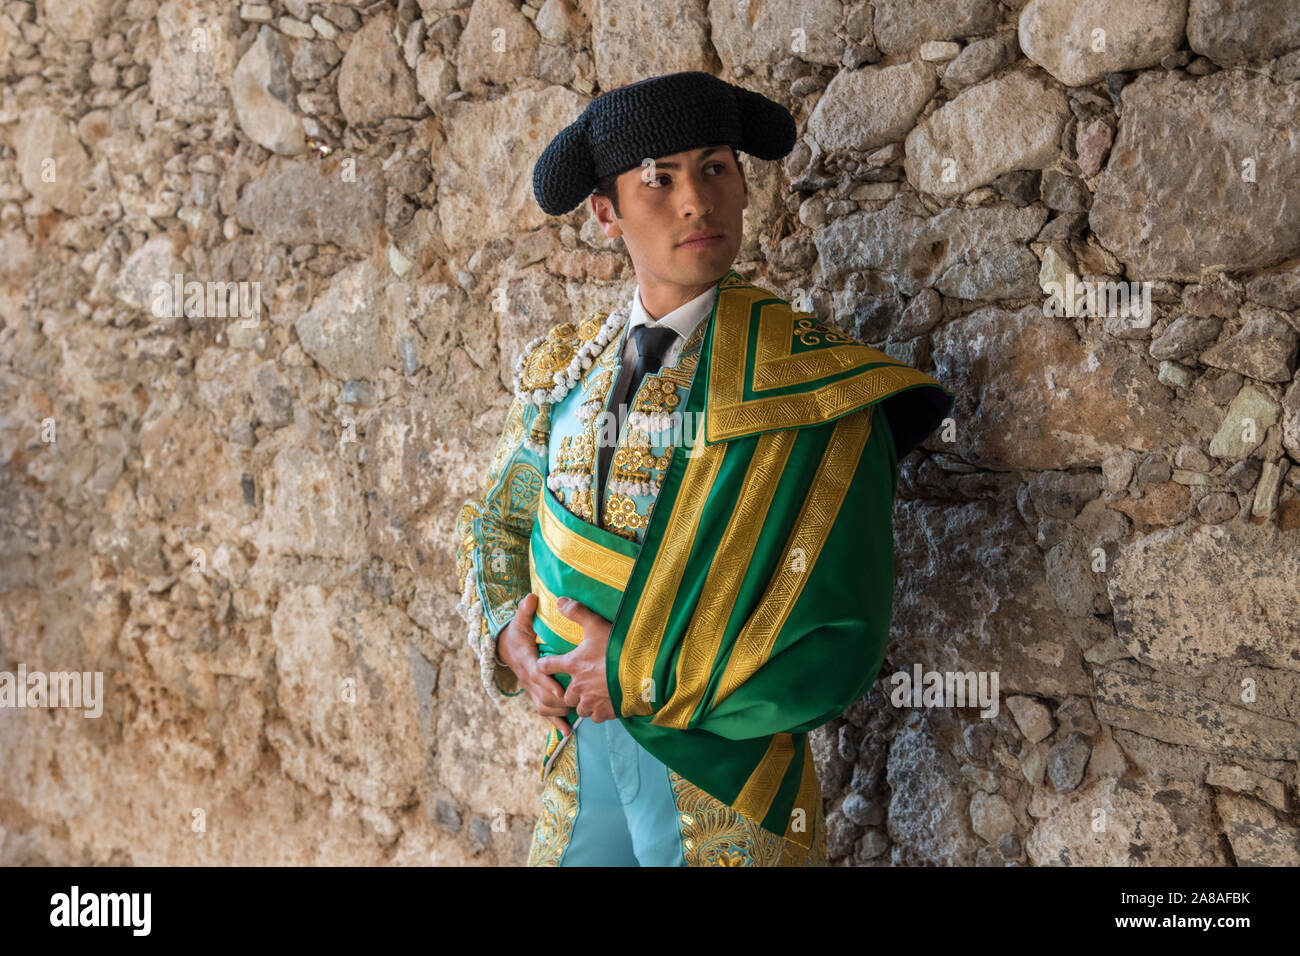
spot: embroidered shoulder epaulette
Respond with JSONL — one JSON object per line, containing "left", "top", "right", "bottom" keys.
{"left": 512, "top": 307, "right": 631, "bottom": 408}
{"left": 703, "top": 272, "right": 956, "bottom": 459}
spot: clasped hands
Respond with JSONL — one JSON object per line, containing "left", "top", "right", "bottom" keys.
{"left": 495, "top": 592, "right": 617, "bottom": 737}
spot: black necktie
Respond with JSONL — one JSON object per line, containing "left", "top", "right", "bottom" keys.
{"left": 597, "top": 324, "right": 678, "bottom": 521}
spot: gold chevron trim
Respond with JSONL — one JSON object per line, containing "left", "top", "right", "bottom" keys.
{"left": 709, "top": 406, "right": 873, "bottom": 708}
{"left": 617, "top": 439, "right": 728, "bottom": 717}
{"left": 733, "top": 732, "right": 795, "bottom": 826}
{"left": 752, "top": 305, "right": 907, "bottom": 391}
{"left": 528, "top": 534, "right": 585, "bottom": 647}
{"left": 782, "top": 736, "right": 820, "bottom": 850}
{"left": 538, "top": 491, "right": 635, "bottom": 590}
{"left": 652, "top": 428, "right": 797, "bottom": 729}
{"left": 705, "top": 280, "right": 941, "bottom": 444}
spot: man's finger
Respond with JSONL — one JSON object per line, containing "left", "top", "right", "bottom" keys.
{"left": 523, "top": 671, "right": 571, "bottom": 711}
{"left": 556, "top": 596, "right": 597, "bottom": 626}
{"left": 535, "top": 652, "right": 571, "bottom": 675}
{"left": 547, "top": 715, "right": 572, "bottom": 738}
{"left": 535, "top": 673, "right": 568, "bottom": 705}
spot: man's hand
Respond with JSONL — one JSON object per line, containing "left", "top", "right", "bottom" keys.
{"left": 536, "top": 597, "right": 616, "bottom": 723}
{"left": 496, "top": 593, "right": 574, "bottom": 738}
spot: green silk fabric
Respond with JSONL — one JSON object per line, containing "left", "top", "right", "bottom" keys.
{"left": 613, "top": 355, "right": 900, "bottom": 839}
{"left": 528, "top": 485, "right": 637, "bottom": 710}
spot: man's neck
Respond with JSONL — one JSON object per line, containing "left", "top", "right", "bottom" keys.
{"left": 635, "top": 272, "right": 726, "bottom": 320}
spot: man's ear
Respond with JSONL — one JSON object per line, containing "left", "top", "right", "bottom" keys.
{"left": 590, "top": 194, "right": 622, "bottom": 238}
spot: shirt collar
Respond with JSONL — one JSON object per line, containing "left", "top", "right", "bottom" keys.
{"left": 626, "top": 282, "right": 718, "bottom": 342}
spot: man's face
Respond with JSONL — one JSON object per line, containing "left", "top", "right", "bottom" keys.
{"left": 590, "top": 145, "right": 749, "bottom": 298}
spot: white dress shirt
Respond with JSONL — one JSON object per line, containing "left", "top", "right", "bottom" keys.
{"left": 617, "top": 282, "right": 717, "bottom": 385}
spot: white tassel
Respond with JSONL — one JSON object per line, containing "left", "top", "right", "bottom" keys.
{"left": 513, "top": 306, "right": 630, "bottom": 408}
{"left": 547, "top": 472, "right": 592, "bottom": 492}
{"left": 455, "top": 566, "right": 484, "bottom": 657}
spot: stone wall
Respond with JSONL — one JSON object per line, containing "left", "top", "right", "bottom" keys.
{"left": 1, "top": 0, "right": 1297, "bottom": 865}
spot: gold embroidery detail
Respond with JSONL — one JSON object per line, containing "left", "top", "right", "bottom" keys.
{"left": 478, "top": 460, "right": 543, "bottom": 616}
{"left": 778, "top": 793, "right": 828, "bottom": 865}
{"left": 568, "top": 488, "right": 595, "bottom": 522}
{"left": 527, "top": 736, "right": 580, "bottom": 866}
{"left": 538, "top": 491, "right": 635, "bottom": 589}
{"left": 706, "top": 277, "right": 944, "bottom": 442}
{"left": 554, "top": 426, "right": 597, "bottom": 523}
{"left": 753, "top": 301, "right": 907, "bottom": 391}
{"left": 517, "top": 312, "right": 609, "bottom": 395}
{"left": 518, "top": 322, "right": 579, "bottom": 392}
{"left": 617, "top": 439, "right": 728, "bottom": 717}
{"left": 668, "top": 772, "right": 786, "bottom": 866}
{"left": 671, "top": 739, "right": 827, "bottom": 864}
{"left": 609, "top": 444, "right": 672, "bottom": 485}
{"left": 584, "top": 367, "right": 617, "bottom": 401}
{"left": 793, "top": 315, "right": 856, "bottom": 347}
{"left": 652, "top": 429, "right": 796, "bottom": 729}
{"left": 528, "top": 534, "right": 585, "bottom": 647}
{"left": 550, "top": 333, "right": 623, "bottom": 525}
{"left": 527, "top": 402, "right": 551, "bottom": 448}
{"left": 782, "top": 737, "right": 827, "bottom": 858}
{"left": 734, "top": 733, "right": 796, "bottom": 825}
{"left": 578, "top": 312, "right": 608, "bottom": 341}
{"left": 549, "top": 353, "right": 619, "bottom": 526}
{"left": 711, "top": 407, "right": 873, "bottom": 709}
{"left": 548, "top": 307, "right": 710, "bottom": 533}
{"left": 595, "top": 323, "right": 706, "bottom": 538}
{"left": 632, "top": 378, "right": 681, "bottom": 413}
{"left": 603, "top": 492, "right": 649, "bottom": 541}
{"left": 487, "top": 399, "right": 527, "bottom": 477}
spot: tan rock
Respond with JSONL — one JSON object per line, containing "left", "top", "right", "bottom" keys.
{"left": 1109, "top": 481, "right": 1192, "bottom": 528}
{"left": 43, "top": 0, "right": 114, "bottom": 41}
{"left": 906, "top": 69, "right": 1069, "bottom": 199}
{"left": 711, "top": 0, "right": 844, "bottom": 72}
{"left": 808, "top": 61, "right": 937, "bottom": 153}
{"left": 338, "top": 10, "right": 420, "bottom": 126}
{"left": 930, "top": 306, "right": 1179, "bottom": 470}
{"left": 232, "top": 26, "right": 305, "bottom": 155}
{"left": 149, "top": 0, "right": 237, "bottom": 123}
{"left": 1091, "top": 71, "right": 1300, "bottom": 279}
{"left": 456, "top": 0, "right": 540, "bottom": 97}
{"left": 13, "top": 107, "right": 92, "bottom": 215}
{"left": 1027, "top": 777, "right": 1227, "bottom": 865}
{"left": 1215, "top": 792, "right": 1300, "bottom": 864}
{"left": 437, "top": 86, "right": 586, "bottom": 249}
{"left": 1019, "top": 0, "right": 1187, "bottom": 86}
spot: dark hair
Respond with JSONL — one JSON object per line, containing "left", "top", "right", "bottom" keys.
{"left": 591, "top": 145, "right": 740, "bottom": 218}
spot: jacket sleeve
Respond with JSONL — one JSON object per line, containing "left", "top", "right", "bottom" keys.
{"left": 454, "top": 396, "right": 548, "bottom": 702}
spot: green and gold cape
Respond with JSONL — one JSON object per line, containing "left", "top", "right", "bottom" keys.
{"left": 520, "top": 270, "right": 955, "bottom": 848}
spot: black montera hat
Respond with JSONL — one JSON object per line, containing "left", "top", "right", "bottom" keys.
{"left": 532, "top": 71, "right": 797, "bottom": 216}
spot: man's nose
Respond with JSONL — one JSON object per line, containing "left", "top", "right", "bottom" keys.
{"left": 677, "top": 174, "right": 713, "bottom": 216}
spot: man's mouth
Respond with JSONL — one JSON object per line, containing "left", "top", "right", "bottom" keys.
{"left": 679, "top": 232, "right": 723, "bottom": 249}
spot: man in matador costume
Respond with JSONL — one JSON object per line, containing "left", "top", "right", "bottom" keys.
{"left": 454, "top": 71, "right": 955, "bottom": 866}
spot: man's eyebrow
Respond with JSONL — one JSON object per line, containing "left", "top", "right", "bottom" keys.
{"left": 649, "top": 147, "right": 730, "bottom": 170}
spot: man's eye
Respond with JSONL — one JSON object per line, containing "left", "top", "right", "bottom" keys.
{"left": 645, "top": 164, "right": 723, "bottom": 187}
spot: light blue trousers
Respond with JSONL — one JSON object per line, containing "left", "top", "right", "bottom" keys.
{"left": 555, "top": 716, "right": 687, "bottom": 867}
